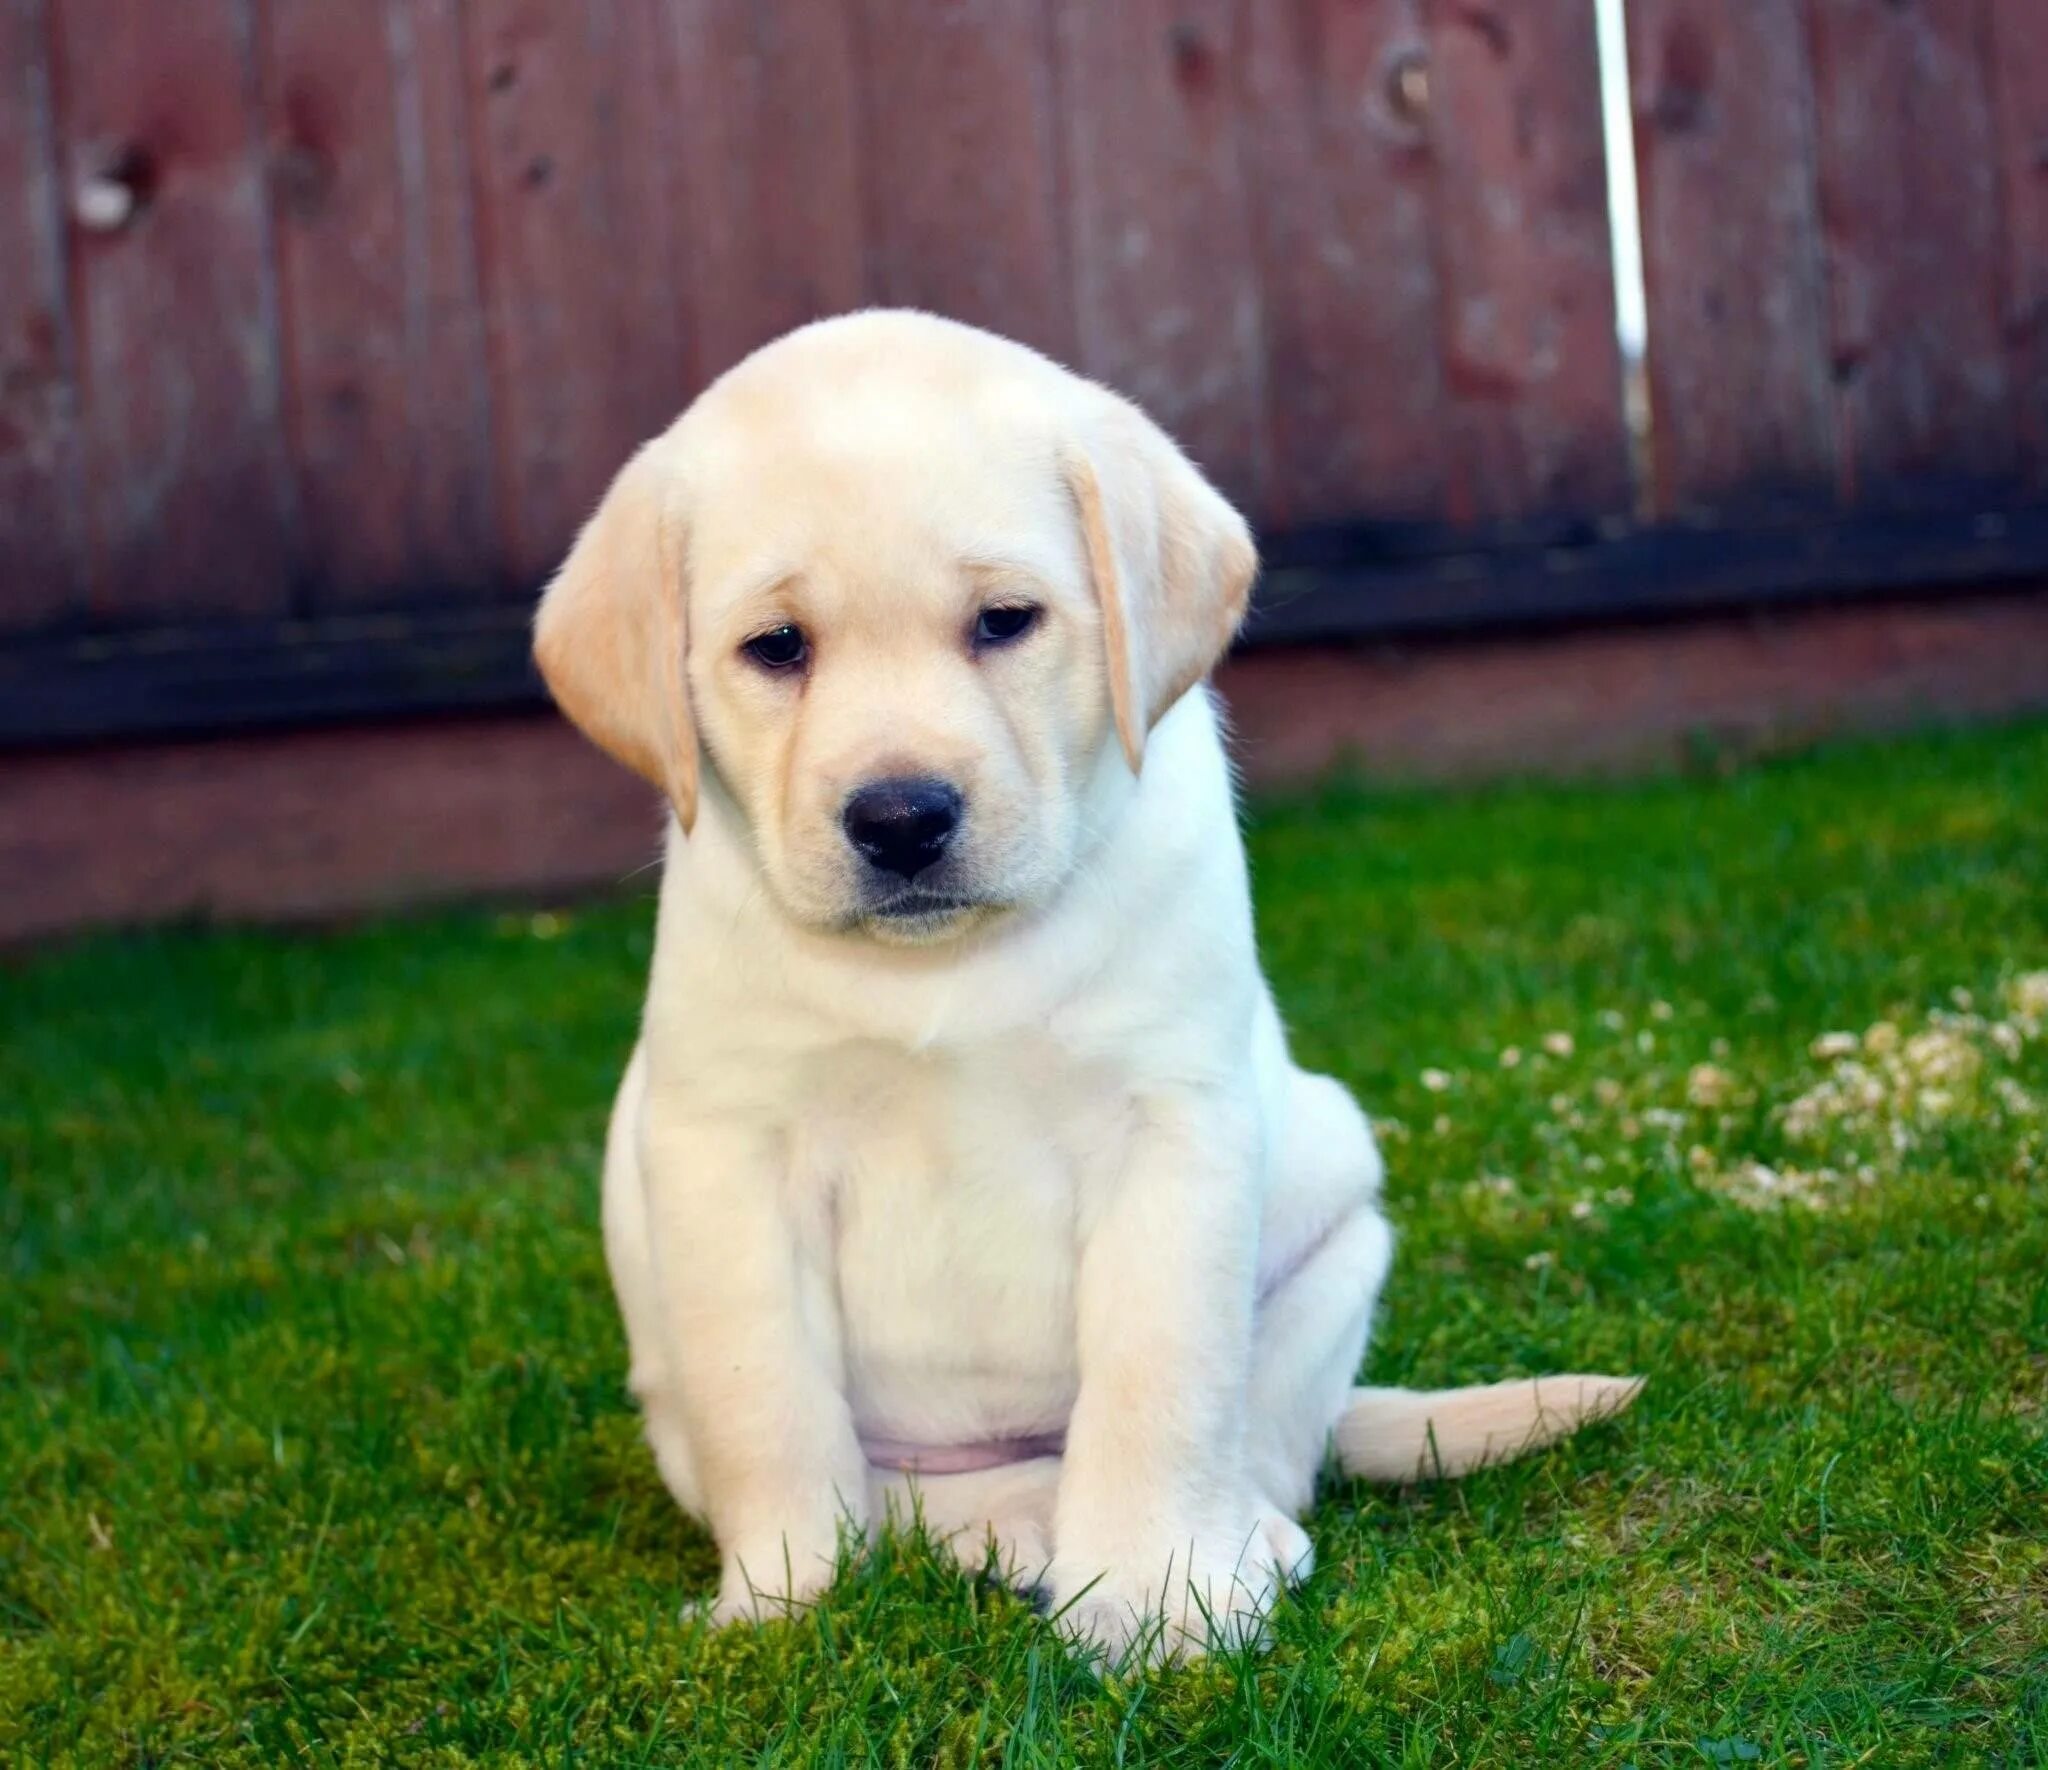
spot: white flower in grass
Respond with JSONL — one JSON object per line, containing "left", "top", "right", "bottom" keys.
{"left": 1420, "top": 1067, "right": 1452, "bottom": 1092}
{"left": 1782, "top": 1088, "right": 1828, "bottom": 1141}
{"left": 1811, "top": 1031, "right": 1858, "bottom": 1060}
{"left": 1523, "top": 1250, "right": 1556, "bottom": 1271}
{"left": 2007, "top": 970, "right": 2048, "bottom": 1028}
{"left": 1543, "top": 1031, "right": 1575, "bottom": 1058}
{"left": 1498, "top": 1045, "right": 1523, "bottom": 1069}
{"left": 1686, "top": 1063, "right": 1736, "bottom": 1108}
{"left": 1695, "top": 1158, "right": 1837, "bottom": 1212}
{"left": 1994, "top": 1077, "right": 2035, "bottom": 1117}
{"left": 1902, "top": 1027, "right": 1978, "bottom": 1086}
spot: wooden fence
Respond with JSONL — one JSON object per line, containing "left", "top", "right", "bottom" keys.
{"left": 1, "top": 0, "right": 2044, "bottom": 744}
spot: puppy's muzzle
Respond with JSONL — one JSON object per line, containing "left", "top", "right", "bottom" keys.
{"left": 842, "top": 776, "right": 963, "bottom": 882}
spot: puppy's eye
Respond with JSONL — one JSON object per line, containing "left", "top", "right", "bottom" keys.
{"left": 973, "top": 604, "right": 1040, "bottom": 649}
{"left": 742, "top": 625, "right": 808, "bottom": 671}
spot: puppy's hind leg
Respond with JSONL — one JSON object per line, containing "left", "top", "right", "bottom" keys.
{"left": 602, "top": 1043, "right": 703, "bottom": 1519}
{"left": 1250, "top": 1068, "right": 1642, "bottom": 1510}
{"left": 1247, "top": 1068, "right": 1394, "bottom": 1541}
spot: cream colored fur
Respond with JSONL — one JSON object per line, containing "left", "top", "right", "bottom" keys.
{"left": 535, "top": 312, "right": 1640, "bottom": 1666}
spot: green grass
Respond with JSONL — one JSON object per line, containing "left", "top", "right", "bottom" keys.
{"left": 5, "top": 723, "right": 2046, "bottom": 1767}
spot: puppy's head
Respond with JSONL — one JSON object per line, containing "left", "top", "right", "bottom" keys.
{"left": 534, "top": 312, "right": 1254, "bottom": 944}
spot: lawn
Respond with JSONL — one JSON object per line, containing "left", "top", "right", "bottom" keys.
{"left": 4, "top": 722, "right": 2045, "bottom": 1767}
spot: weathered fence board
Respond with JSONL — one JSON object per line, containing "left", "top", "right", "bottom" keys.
{"left": 850, "top": 0, "right": 1072, "bottom": 360}
{"left": 52, "top": 0, "right": 296, "bottom": 618}
{"left": 264, "top": 0, "right": 496, "bottom": 607}
{"left": 1056, "top": 0, "right": 1266, "bottom": 508}
{"left": 0, "top": 0, "right": 82, "bottom": 633}
{"left": 1989, "top": 0, "right": 2048, "bottom": 491}
{"left": 1807, "top": 0, "right": 2015, "bottom": 506}
{"left": 1627, "top": 0, "right": 1837, "bottom": 517}
{"left": 1236, "top": 0, "right": 1443, "bottom": 528}
{"left": 664, "top": 0, "right": 866, "bottom": 389}
{"left": 464, "top": 0, "right": 687, "bottom": 586}
{"left": 3, "top": 0, "right": 2046, "bottom": 749}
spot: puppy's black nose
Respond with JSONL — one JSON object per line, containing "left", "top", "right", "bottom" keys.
{"left": 842, "top": 777, "right": 963, "bottom": 880}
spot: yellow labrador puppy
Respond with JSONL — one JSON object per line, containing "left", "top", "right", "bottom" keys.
{"left": 535, "top": 311, "right": 1637, "bottom": 1663}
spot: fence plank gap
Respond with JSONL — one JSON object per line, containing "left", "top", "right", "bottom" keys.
{"left": 1423, "top": 0, "right": 1628, "bottom": 524}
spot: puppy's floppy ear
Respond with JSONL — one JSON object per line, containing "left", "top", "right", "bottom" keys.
{"left": 532, "top": 437, "right": 699, "bottom": 831}
{"left": 1062, "top": 393, "right": 1257, "bottom": 771}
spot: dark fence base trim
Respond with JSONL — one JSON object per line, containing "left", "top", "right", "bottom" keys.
{"left": 6, "top": 505, "right": 2047, "bottom": 748}
{"left": 1243, "top": 502, "right": 2048, "bottom": 643}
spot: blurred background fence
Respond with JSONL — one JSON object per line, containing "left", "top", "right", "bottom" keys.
{"left": 3, "top": 2, "right": 2047, "bottom": 937}
{"left": 3, "top": 0, "right": 2045, "bottom": 744}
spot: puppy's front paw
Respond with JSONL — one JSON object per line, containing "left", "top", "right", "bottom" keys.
{"left": 1260, "top": 1505, "right": 1314, "bottom": 1588}
{"left": 1049, "top": 1513, "right": 1296, "bottom": 1668}
{"left": 687, "top": 1534, "right": 843, "bottom": 1629}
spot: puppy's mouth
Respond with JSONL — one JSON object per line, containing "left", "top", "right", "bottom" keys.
{"left": 856, "top": 889, "right": 1000, "bottom": 944}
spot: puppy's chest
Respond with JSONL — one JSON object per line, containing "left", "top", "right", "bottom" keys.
{"left": 786, "top": 1039, "right": 1132, "bottom": 1436}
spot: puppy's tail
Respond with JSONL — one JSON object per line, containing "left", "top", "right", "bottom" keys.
{"left": 1333, "top": 1374, "right": 1643, "bottom": 1484}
